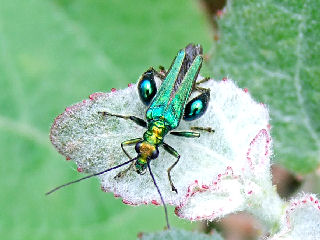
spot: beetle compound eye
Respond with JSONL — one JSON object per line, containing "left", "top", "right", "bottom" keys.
{"left": 150, "top": 147, "right": 159, "bottom": 159}
{"left": 183, "top": 91, "right": 210, "bottom": 121}
{"left": 135, "top": 142, "right": 142, "bottom": 153}
{"left": 138, "top": 69, "right": 157, "bottom": 106}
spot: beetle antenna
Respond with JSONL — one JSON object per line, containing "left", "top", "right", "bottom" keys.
{"left": 46, "top": 157, "right": 137, "bottom": 195}
{"left": 147, "top": 160, "right": 170, "bottom": 229}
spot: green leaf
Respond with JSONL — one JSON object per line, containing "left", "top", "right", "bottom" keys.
{"left": 0, "top": 0, "right": 210, "bottom": 239}
{"left": 209, "top": 0, "right": 320, "bottom": 173}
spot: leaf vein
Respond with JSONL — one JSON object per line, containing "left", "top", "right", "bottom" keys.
{"left": 0, "top": 18, "right": 27, "bottom": 120}
{"left": 294, "top": 0, "right": 320, "bottom": 151}
{"left": 48, "top": 0, "right": 126, "bottom": 82}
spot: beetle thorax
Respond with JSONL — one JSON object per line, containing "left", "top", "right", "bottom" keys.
{"left": 143, "top": 120, "right": 167, "bottom": 145}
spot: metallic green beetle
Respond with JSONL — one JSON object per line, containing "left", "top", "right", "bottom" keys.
{"left": 47, "top": 44, "right": 213, "bottom": 229}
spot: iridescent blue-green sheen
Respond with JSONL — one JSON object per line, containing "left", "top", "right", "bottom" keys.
{"left": 147, "top": 51, "right": 203, "bottom": 129}
{"left": 183, "top": 91, "right": 209, "bottom": 121}
{"left": 189, "top": 99, "right": 203, "bottom": 115}
{"left": 138, "top": 75, "right": 157, "bottom": 105}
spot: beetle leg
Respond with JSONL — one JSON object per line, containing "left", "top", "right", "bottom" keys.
{"left": 196, "top": 76, "right": 210, "bottom": 85}
{"left": 153, "top": 66, "right": 166, "bottom": 81}
{"left": 194, "top": 77, "right": 211, "bottom": 94}
{"left": 162, "top": 142, "right": 180, "bottom": 194}
{"left": 114, "top": 138, "right": 142, "bottom": 179}
{"left": 194, "top": 85, "right": 210, "bottom": 93}
{"left": 190, "top": 126, "right": 215, "bottom": 133}
{"left": 170, "top": 131, "right": 200, "bottom": 138}
{"left": 98, "top": 112, "right": 147, "bottom": 128}
{"left": 170, "top": 128, "right": 214, "bottom": 137}
{"left": 158, "top": 65, "right": 167, "bottom": 78}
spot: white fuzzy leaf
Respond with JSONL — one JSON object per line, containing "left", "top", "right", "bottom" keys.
{"left": 269, "top": 194, "right": 320, "bottom": 240}
{"left": 50, "top": 77, "right": 272, "bottom": 220}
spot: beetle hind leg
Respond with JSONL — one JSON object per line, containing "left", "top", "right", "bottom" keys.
{"left": 194, "top": 85, "right": 210, "bottom": 94}
{"left": 157, "top": 65, "right": 167, "bottom": 79}
{"left": 196, "top": 76, "right": 211, "bottom": 85}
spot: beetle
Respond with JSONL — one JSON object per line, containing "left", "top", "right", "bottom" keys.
{"left": 47, "top": 44, "right": 214, "bottom": 229}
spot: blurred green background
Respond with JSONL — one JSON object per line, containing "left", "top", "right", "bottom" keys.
{"left": 0, "top": 0, "right": 212, "bottom": 239}
{"left": 1, "top": 0, "right": 319, "bottom": 239}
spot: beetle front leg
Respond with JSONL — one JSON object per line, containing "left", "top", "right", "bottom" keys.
{"left": 114, "top": 138, "right": 142, "bottom": 179}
